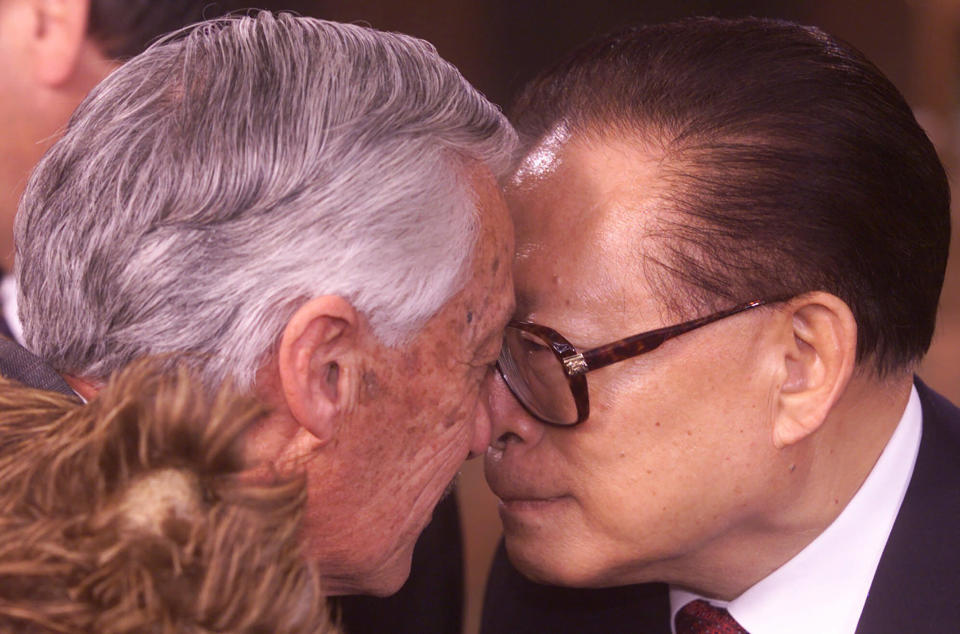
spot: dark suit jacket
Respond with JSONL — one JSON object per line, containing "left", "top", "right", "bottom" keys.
{"left": 0, "top": 337, "right": 465, "bottom": 634}
{"left": 0, "top": 337, "right": 74, "bottom": 395}
{"left": 481, "top": 379, "right": 960, "bottom": 634}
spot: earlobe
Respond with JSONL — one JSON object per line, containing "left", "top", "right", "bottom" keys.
{"left": 30, "top": 0, "right": 91, "bottom": 87}
{"left": 773, "top": 292, "right": 857, "bottom": 448}
{"left": 277, "top": 296, "right": 360, "bottom": 446}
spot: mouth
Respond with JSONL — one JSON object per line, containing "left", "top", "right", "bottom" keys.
{"left": 499, "top": 495, "right": 568, "bottom": 512}
{"left": 494, "top": 492, "right": 572, "bottom": 520}
{"left": 485, "top": 455, "right": 571, "bottom": 518}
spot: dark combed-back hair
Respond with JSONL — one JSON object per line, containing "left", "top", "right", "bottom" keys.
{"left": 511, "top": 17, "right": 951, "bottom": 375}
{"left": 87, "top": 1, "right": 322, "bottom": 59}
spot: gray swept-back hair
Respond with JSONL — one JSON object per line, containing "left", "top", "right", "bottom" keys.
{"left": 15, "top": 13, "right": 516, "bottom": 389}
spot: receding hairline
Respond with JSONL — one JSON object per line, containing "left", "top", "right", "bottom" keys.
{"left": 513, "top": 117, "right": 746, "bottom": 317}
{"left": 510, "top": 121, "right": 710, "bottom": 334}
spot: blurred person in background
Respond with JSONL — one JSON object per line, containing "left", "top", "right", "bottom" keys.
{"left": 482, "top": 17, "right": 957, "bottom": 634}
{"left": 0, "top": 0, "right": 309, "bottom": 340}
{"left": 9, "top": 12, "right": 516, "bottom": 632}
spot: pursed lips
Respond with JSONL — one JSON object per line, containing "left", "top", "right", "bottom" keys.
{"left": 485, "top": 470, "right": 568, "bottom": 507}
{"left": 494, "top": 491, "right": 573, "bottom": 525}
{"left": 485, "top": 448, "right": 571, "bottom": 511}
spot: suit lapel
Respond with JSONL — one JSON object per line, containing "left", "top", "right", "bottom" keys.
{"left": 856, "top": 379, "right": 960, "bottom": 632}
{"left": 0, "top": 337, "right": 75, "bottom": 396}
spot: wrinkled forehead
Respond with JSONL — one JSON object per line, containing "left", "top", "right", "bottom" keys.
{"left": 505, "top": 129, "right": 672, "bottom": 334}
{"left": 448, "top": 163, "right": 516, "bottom": 339}
{"left": 464, "top": 163, "right": 514, "bottom": 293}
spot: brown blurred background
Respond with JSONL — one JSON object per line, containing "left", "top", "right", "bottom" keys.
{"left": 288, "top": 1, "right": 960, "bottom": 632}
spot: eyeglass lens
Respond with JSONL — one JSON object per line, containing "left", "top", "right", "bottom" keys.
{"left": 499, "top": 327, "right": 579, "bottom": 425}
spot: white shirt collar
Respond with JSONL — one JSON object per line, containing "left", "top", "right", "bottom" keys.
{"left": 1, "top": 272, "right": 25, "bottom": 345}
{"left": 670, "top": 385, "right": 923, "bottom": 634}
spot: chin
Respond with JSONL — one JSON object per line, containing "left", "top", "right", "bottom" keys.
{"left": 362, "top": 568, "right": 409, "bottom": 597}
{"left": 360, "top": 542, "right": 416, "bottom": 597}
{"left": 325, "top": 559, "right": 411, "bottom": 597}
{"left": 506, "top": 532, "right": 675, "bottom": 591}
{"left": 503, "top": 535, "right": 609, "bottom": 589}
{"left": 317, "top": 540, "right": 415, "bottom": 597}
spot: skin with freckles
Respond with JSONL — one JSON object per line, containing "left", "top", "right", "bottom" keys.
{"left": 248, "top": 165, "right": 515, "bottom": 596}
{"left": 485, "top": 130, "right": 912, "bottom": 599}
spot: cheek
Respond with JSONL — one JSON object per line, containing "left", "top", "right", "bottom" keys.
{"left": 429, "top": 357, "right": 487, "bottom": 426}
{"left": 382, "top": 366, "right": 482, "bottom": 474}
{"left": 557, "top": 380, "right": 771, "bottom": 533}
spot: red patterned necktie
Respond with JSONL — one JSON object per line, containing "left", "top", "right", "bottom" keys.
{"left": 675, "top": 599, "right": 749, "bottom": 634}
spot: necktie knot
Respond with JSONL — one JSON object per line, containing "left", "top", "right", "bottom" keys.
{"left": 675, "top": 599, "right": 749, "bottom": 634}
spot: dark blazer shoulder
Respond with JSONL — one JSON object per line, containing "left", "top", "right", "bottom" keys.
{"left": 0, "top": 337, "right": 74, "bottom": 395}
{"left": 856, "top": 379, "right": 960, "bottom": 632}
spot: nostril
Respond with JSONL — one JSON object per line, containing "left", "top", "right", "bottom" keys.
{"left": 496, "top": 431, "right": 522, "bottom": 446}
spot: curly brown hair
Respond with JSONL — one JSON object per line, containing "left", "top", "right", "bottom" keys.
{"left": 0, "top": 360, "right": 338, "bottom": 633}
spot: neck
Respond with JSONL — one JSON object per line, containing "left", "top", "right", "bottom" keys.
{"left": 663, "top": 371, "right": 914, "bottom": 599}
{"left": 63, "top": 373, "right": 101, "bottom": 400}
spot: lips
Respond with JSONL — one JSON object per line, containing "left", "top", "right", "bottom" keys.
{"left": 494, "top": 491, "right": 567, "bottom": 504}
{"left": 485, "top": 468, "right": 567, "bottom": 506}
{"left": 495, "top": 493, "right": 572, "bottom": 533}
{"left": 484, "top": 446, "right": 570, "bottom": 511}
{"left": 499, "top": 495, "right": 568, "bottom": 512}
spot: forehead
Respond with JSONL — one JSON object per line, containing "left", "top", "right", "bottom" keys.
{"left": 505, "top": 131, "right": 670, "bottom": 338}
{"left": 473, "top": 163, "right": 514, "bottom": 266}
{"left": 440, "top": 164, "right": 514, "bottom": 333}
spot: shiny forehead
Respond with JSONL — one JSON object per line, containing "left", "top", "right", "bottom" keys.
{"left": 506, "top": 132, "right": 675, "bottom": 340}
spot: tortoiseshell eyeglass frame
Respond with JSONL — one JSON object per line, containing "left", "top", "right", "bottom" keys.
{"left": 499, "top": 299, "right": 785, "bottom": 426}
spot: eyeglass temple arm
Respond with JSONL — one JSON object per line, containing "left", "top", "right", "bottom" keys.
{"left": 576, "top": 300, "right": 773, "bottom": 374}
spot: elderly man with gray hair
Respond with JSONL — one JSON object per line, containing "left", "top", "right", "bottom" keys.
{"left": 10, "top": 10, "right": 515, "bottom": 609}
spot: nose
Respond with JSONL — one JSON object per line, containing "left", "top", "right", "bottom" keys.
{"left": 486, "top": 369, "right": 546, "bottom": 453}
{"left": 467, "top": 371, "right": 495, "bottom": 458}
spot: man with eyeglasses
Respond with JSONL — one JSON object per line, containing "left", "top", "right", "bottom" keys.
{"left": 481, "top": 17, "right": 959, "bottom": 634}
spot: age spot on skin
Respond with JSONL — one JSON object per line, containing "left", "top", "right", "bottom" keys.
{"left": 466, "top": 310, "right": 474, "bottom": 324}
{"left": 442, "top": 411, "right": 459, "bottom": 429}
{"left": 362, "top": 370, "right": 380, "bottom": 401}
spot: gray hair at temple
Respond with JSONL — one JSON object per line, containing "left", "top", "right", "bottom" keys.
{"left": 16, "top": 13, "right": 516, "bottom": 388}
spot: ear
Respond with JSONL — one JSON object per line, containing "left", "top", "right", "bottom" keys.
{"left": 772, "top": 292, "right": 857, "bottom": 449}
{"left": 29, "top": 0, "right": 91, "bottom": 86}
{"left": 277, "top": 296, "right": 361, "bottom": 446}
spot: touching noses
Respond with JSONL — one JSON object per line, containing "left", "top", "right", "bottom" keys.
{"left": 485, "top": 369, "right": 545, "bottom": 453}
{"left": 468, "top": 370, "right": 496, "bottom": 458}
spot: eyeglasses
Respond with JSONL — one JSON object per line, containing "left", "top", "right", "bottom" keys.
{"left": 497, "top": 299, "right": 781, "bottom": 426}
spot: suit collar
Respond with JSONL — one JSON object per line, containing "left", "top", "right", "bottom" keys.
{"left": 856, "top": 378, "right": 960, "bottom": 632}
{"left": 0, "top": 337, "right": 75, "bottom": 396}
